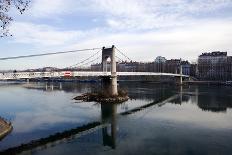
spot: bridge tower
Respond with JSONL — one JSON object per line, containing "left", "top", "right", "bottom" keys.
{"left": 102, "top": 45, "right": 118, "bottom": 96}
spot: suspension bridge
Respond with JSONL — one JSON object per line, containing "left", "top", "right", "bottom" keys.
{"left": 0, "top": 45, "right": 189, "bottom": 84}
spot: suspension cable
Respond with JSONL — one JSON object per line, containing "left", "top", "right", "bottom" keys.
{"left": 79, "top": 56, "right": 101, "bottom": 68}
{"left": 0, "top": 48, "right": 101, "bottom": 60}
{"left": 116, "top": 55, "right": 124, "bottom": 62}
{"left": 65, "top": 50, "right": 101, "bottom": 69}
{"left": 115, "top": 47, "right": 133, "bottom": 62}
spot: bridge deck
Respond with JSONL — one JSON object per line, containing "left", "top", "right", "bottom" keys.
{"left": 0, "top": 71, "right": 189, "bottom": 80}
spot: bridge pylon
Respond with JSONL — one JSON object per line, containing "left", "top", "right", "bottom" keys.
{"left": 102, "top": 45, "right": 118, "bottom": 96}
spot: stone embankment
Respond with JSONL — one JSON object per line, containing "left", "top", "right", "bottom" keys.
{"left": 0, "top": 117, "right": 13, "bottom": 140}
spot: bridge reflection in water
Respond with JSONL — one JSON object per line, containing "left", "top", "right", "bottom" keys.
{"left": 1, "top": 81, "right": 232, "bottom": 154}
{"left": 101, "top": 104, "right": 117, "bottom": 149}
{"left": 0, "top": 81, "right": 179, "bottom": 154}
{"left": 22, "top": 81, "right": 232, "bottom": 113}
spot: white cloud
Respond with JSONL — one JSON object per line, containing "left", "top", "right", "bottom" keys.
{"left": 24, "top": 0, "right": 232, "bottom": 30}
{"left": 10, "top": 22, "right": 83, "bottom": 46}
{"left": 1, "top": 0, "right": 232, "bottom": 70}
{"left": 27, "top": 0, "right": 72, "bottom": 18}
{"left": 88, "top": 0, "right": 232, "bottom": 30}
{"left": 69, "top": 20, "right": 232, "bottom": 62}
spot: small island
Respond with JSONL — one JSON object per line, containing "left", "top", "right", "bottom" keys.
{"left": 74, "top": 89, "right": 129, "bottom": 104}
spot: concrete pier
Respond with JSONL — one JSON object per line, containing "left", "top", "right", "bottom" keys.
{"left": 180, "top": 65, "right": 183, "bottom": 85}
{"left": 102, "top": 45, "right": 118, "bottom": 96}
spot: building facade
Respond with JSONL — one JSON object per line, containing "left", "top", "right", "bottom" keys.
{"left": 90, "top": 58, "right": 194, "bottom": 76}
{"left": 197, "top": 51, "right": 229, "bottom": 81}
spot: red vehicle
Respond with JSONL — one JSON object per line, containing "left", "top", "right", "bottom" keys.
{"left": 64, "top": 71, "right": 73, "bottom": 77}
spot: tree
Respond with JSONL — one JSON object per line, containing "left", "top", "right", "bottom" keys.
{"left": 0, "top": 0, "right": 30, "bottom": 37}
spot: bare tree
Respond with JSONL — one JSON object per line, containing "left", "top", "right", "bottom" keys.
{"left": 0, "top": 0, "right": 30, "bottom": 37}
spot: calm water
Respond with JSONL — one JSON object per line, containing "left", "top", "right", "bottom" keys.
{"left": 0, "top": 82, "right": 232, "bottom": 155}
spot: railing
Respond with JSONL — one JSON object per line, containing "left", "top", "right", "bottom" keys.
{"left": 117, "top": 72, "right": 189, "bottom": 77}
{"left": 0, "top": 71, "right": 189, "bottom": 80}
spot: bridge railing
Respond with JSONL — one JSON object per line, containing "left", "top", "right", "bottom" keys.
{"left": 0, "top": 71, "right": 189, "bottom": 80}
{"left": 117, "top": 72, "right": 189, "bottom": 77}
{"left": 0, "top": 71, "right": 112, "bottom": 80}
{"left": 0, "top": 72, "right": 59, "bottom": 80}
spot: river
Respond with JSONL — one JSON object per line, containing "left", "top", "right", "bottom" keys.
{"left": 0, "top": 81, "right": 232, "bottom": 155}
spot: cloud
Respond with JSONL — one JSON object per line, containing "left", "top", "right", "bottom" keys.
{"left": 27, "top": 0, "right": 72, "bottom": 18}
{"left": 1, "top": 0, "right": 232, "bottom": 70}
{"left": 24, "top": 0, "right": 232, "bottom": 30}
{"left": 88, "top": 0, "right": 232, "bottom": 30}
{"left": 69, "top": 20, "right": 232, "bottom": 62}
{"left": 10, "top": 22, "right": 83, "bottom": 46}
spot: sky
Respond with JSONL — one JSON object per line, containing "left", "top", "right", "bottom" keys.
{"left": 0, "top": 0, "right": 232, "bottom": 70}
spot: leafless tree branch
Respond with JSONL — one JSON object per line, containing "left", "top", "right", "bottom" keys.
{"left": 0, "top": 0, "right": 30, "bottom": 37}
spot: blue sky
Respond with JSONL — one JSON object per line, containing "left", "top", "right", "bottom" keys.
{"left": 1, "top": 0, "right": 232, "bottom": 70}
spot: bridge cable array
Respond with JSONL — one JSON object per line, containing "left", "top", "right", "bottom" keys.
{"left": 115, "top": 56, "right": 124, "bottom": 62}
{"left": 64, "top": 48, "right": 103, "bottom": 69}
{"left": 79, "top": 55, "right": 102, "bottom": 68}
{"left": 66, "top": 47, "right": 134, "bottom": 69}
{"left": 65, "top": 50, "right": 101, "bottom": 69}
{"left": 115, "top": 47, "right": 133, "bottom": 62}
{"left": 0, "top": 46, "right": 133, "bottom": 71}
{"left": 65, "top": 47, "right": 133, "bottom": 69}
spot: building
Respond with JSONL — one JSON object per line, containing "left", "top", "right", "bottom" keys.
{"left": 90, "top": 58, "right": 195, "bottom": 76}
{"left": 165, "top": 59, "right": 181, "bottom": 74}
{"left": 181, "top": 61, "right": 191, "bottom": 75}
{"left": 91, "top": 63, "right": 101, "bottom": 71}
{"left": 190, "top": 63, "right": 197, "bottom": 77}
{"left": 154, "top": 56, "right": 166, "bottom": 72}
{"left": 227, "top": 56, "right": 232, "bottom": 80}
{"left": 197, "top": 51, "right": 228, "bottom": 80}
{"left": 155, "top": 56, "right": 167, "bottom": 63}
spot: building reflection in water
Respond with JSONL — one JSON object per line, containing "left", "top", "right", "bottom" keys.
{"left": 196, "top": 87, "right": 232, "bottom": 112}
{"left": 24, "top": 81, "right": 232, "bottom": 114}
{"left": 170, "top": 86, "right": 232, "bottom": 113}
{"left": 3, "top": 81, "right": 232, "bottom": 154}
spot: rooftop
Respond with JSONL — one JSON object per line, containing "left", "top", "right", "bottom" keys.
{"left": 199, "top": 51, "right": 227, "bottom": 57}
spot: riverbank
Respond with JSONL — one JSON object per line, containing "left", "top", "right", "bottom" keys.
{"left": 0, "top": 117, "right": 13, "bottom": 140}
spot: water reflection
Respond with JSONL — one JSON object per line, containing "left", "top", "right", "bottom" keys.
{"left": 14, "top": 82, "right": 232, "bottom": 113}
{"left": 23, "top": 82, "right": 100, "bottom": 93}
{"left": 101, "top": 104, "right": 117, "bottom": 149}
{"left": 0, "top": 104, "right": 118, "bottom": 154}
{"left": 1, "top": 82, "right": 232, "bottom": 154}
{"left": 169, "top": 86, "right": 232, "bottom": 113}
{"left": 29, "top": 84, "right": 232, "bottom": 155}
{"left": 196, "top": 87, "right": 232, "bottom": 112}
{"left": 20, "top": 82, "right": 232, "bottom": 113}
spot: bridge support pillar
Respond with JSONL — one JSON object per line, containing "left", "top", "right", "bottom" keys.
{"left": 102, "top": 45, "right": 118, "bottom": 96}
{"left": 101, "top": 76, "right": 118, "bottom": 97}
{"left": 180, "top": 65, "right": 183, "bottom": 85}
{"left": 111, "top": 76, "right": 118, "bottom": 96}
